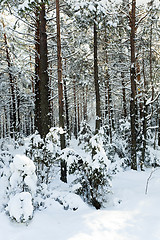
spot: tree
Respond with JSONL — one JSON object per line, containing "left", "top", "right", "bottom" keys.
{"left": 39, "top": 1, "right": 51, "bottom": 139}
{"left": 56, "top": 0, "right": 67, "bottom": 183}
{"left": 130, "top": 0, "right": 137, "bottom": 170}
{"left": 94, "top": 13, "right": 101, "bottom": 133}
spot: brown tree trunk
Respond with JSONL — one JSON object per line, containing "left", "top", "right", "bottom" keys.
{"left": 39, "top": 2, "right": 51, "bottom": 139}
{"left": 64, "top": 58, "right": 70, "bottom": 135}
{"left": 85, "top": 85, "right": 88, "bottom": 121}
{"left": 130, "top": 0, "right": 137, "bottom": 170}
{"left": 34, "top": 9, "right": 41, "bottom": 134}
{"left": 94, "top": 19, "right": 101, "bottom": 133}
{"left": 122, "top": 76, "right": 127, "bottom": 118}
{"left": 73, "top": 79, "right": 78, "bottom": 139}
{"left": 56, "top": 0, "right": 67, "bottom": 183}
{"left": 149, "top": 4, "right": 154, "bottom": 102}
{"left": 83, "top": 87, "right": 86, "bottom": 121}
{"left": 77, "top": 90, "right": 80, "bottom": 132}
{"left": 104, "top": 32, "right": 112, "bottom": 143}
{"left": 106, "top": 74, "right": 112, "bottom": 144}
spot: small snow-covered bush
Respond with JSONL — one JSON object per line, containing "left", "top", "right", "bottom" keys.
{"left": 9, "top": 154, "right": 37, "bottom": 195}
{"left": 69, "top": 159, "right": 111, "bottom": 209}
{"left": 0, "top": 151, "right": 13, "bottom": 210}
{"left": 0, "top": 151, "right": 13, "bottom": 177}
{"left": 26, "top": 129, "right": 61, "bottom": 184}
{"left": 103, "top": 120, "right": 131, "bottom": 170}
{"left": 26, "top": 134, "right": 54, "bottom": 184}
{"left": 7, "top": 192, "right": 33, "bottom": 223}
{"left": 78, "top": 121, "right": 93, "bottom": 149}
{"left": 6, "top": 154, "right": 37, "bottom": 223}
{"left": 68, "top": 131, "right": 112, "bottom": 209}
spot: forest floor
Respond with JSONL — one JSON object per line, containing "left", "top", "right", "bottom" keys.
{"left": 0, "top": 138, "right": 160, "bottom": 240}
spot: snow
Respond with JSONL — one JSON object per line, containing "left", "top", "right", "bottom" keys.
{"left": 7, "top": 192, "right": 33, "bottom": 223}
{"left": 1, "top": 168, "right": 160, "bottom": 239}
{"left": 10, "top": 154, "right": 37, "bottom": 195}
{"left": 1, "top": 137, "right": 160, "bottom": 239}
{"left": 116, "top": 0, "right": 159, "bottom": 6}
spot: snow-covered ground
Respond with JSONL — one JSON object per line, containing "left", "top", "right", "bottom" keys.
{"left": 1, "top": 165, "right": 160, "bottom": 240}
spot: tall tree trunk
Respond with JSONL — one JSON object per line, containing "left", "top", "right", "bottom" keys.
{"left": 39, "top": 2, "right": 51, "bottom": 139}
{"left": 3, "top": 27, "right": 16, "bottom": 138}
{"left": 94, "top": 19, "right": 101, "bottom": 133}
{"left": 119, "top": 3, "right": 127, "bottom": 119}
{"left": 106, "top": 74, "right": 112, "bottom": 144}
{"left": 83, "top": 87, "right": 87, "bottom": 121}
{"left": 130, "top": 0, "right": 137, "bottom": 170}
{"left": 56, "top": 0, "right": 67, "bottom": 183}
{"left": 122, "top": 76, "right": 127, "bottom": 118}
{"left": 104, "top": 31, "right": 112, "bottom": 143}
{"left": 64, "top": 58, "right": 70, "bottom": 135}
{"left": 85, "top": 85, "right": 88, "bottom": 121}
{"left": 16, "top": 88, "right": 21, "bottom": 133}
{"left": 149, "top": 1, "right": 154, "bottom": 102}
{"left": 77, "top": 90, "right": 80, "bottom": 132}
{"left": 73, "top": 79, "right": 78, "bottom": 139}
{"left": 34, "top": 9, "right": 41, "bottom": 134}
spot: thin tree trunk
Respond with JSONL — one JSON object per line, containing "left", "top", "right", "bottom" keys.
{"left": 130, "top": 0, "right": 137, "bottom": 170}
{"left": 94, "top": 19, "right": 101, "bottom": 133}
{"left": 73, "top": 79, "right": 78, "bottom": 139}
{"left": 141, "top": 54, "right": 147, "bottom": 168}
{"left": 39, "top": 2, "right": 51, "bottom": 139}
{"left": 3, "top": 22, "right": 16, "bottom": 137}
{"left": 149, "top": 9, "right": 154, "bottom": 102}
{"left": 56, "top": 0, "right": 67, "bottom": 183}
{"left": 85, "top": 85, "right": 88, "bottom": 121}
{"left": 35, "top": 9, "right": 41, "bottom": 133}
{"left": 64, "top": 58, "right": 70, "bottom": 135}
{"left": 122, "top": 76, "right": 127, "bottom": 118}
{"left": 83, "top": 87, "right": 86, "bottom": 121}
{"left": 104, "top": 32, "right": 112, "bottom": 143}
{"left": 77, "top": 90, "right": 80, "bottom": 132}
{"left": 106, "top": 75, "right": 112, "bottom": 144}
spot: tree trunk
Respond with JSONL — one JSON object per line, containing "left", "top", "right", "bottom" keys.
{"left": 64, "top": 59, "right": 70, "bottom": 135}
{"left": 141, "top": 54, "right": 147, "bottom": 169}
{"left": 122, "top": 76, "right": 127, "bottom": 118}
{"left": 39, "top": 2, "right": 51, "bottom": 139}
{"left": 149, "top": 3, "right": 154, "bottom": 102}
{"left": 130, "top": 0, "right": 137, "bottom": 170}
{"left": 104, "top": 31, "right": 112, "bottom": 143}
{"left": 34, "top": 9, "right": 41, "bottom": 134}
{"left": 3, "top": 22, "right": 16, "bottom": 138}
{"left": 56, "top": 0, "right": 67, "bottom": 183}
{"left": 73, "top": 79, "right": 78, "bottom": 139}
{"left": 94, "top": 19, "right": 101, "bottom": 133}
{"left": 83, "top": 87, "right": 87, "bottom": 121}
{"left": 106, "top": 74, "right": 112, "bottom": 144}
{"left": 77, "top": 90, "right": 80, "bottom": 132}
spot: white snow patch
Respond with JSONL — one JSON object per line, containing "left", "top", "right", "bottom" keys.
{"left": 7, "top": 192, "right": 33, "bottom": 223}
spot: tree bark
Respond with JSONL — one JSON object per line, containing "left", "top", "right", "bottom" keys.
{"left": 56, "top": 0, "right": 67, "bottom": 183}
{"left": 94, "top": 19, "right": 101, "bottom": 134}
{"left": 122, "top": 76, "right": 127, "bottom": 118}
{"left": 130, "top": 0, "right": 137, "bottom": 170}
{"left": 39, "top": 2, "right": 51, "bottom": 139}
{"left": 3, "top": 23, "right": 16, "bottom": 137}
{"left": 64, "top": 58, "right": 70, "bottom": 135}
{"left": 73, "top": 78, "right": 78, "bottom": 139}
{"left": 34, "top": 9, "right": 41, "bottom": 134}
